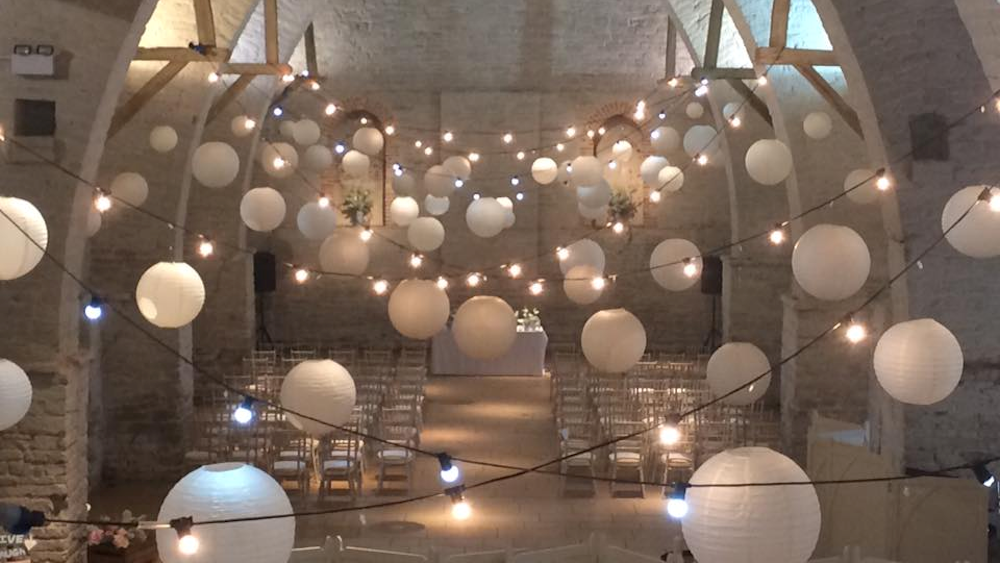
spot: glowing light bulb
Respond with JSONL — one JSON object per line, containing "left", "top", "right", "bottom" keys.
{"left": 372, "top": 279, "right": 390, "bottom": 295}
{"left": 466, "top": 273, "right": 483, "bottom": 287}
{"left": 515, "top": 192, "right": 524, "bottom": 201}
{"left": 528, "top": 280, "right": 544, "bottom": 295}
{"left": 84, "top": 298, "right": 103, "bottom": 321}
{"left": 649, "top": 190, "right": 662, "bottom": 203}
{"left": 281, "top": 73, "right": 295, "bottom": 83}
{"left": 598, "top": 127, "right": 606, "bottom": 135}
{"left": 587, "top": 130, "right": 596, "bottom": 139}
{"left": 682, "top": 260, "right": 698, "bottom": 278}
{"left": 876, "top": 174, "right": 891, "bottom": 191}
{"left": 440, "top": 465, "right": 460, "bottom": 484}
{"left": 696, "top": 154, "right": 708, "bottom": 166}
{"left": 729, "top": 116, "right": 742, "bottom": 128}
{"left": 507, "top": 264, "right": 523, "bottom": 278}
{"left": 694, "top": 84, "right": 709, "bottom": 97}
{"left": 667, "top": 77, "right": 679, "bottom": 88}
{"left": 334, "top": 142, "right": 347, "bottom": 154}
{"left": 325, "top": 103, "right": 337, "bottom": 116}
{"left": 556, "top": 143, "right": 565, "bottom": 152}
{"left": 414, "top": 140, "right": 423, "bottom": 149}
{"left": 666, "top": 497, "right": 689, "bottom": 519}
{"left": 359, "top": 229, "right": 373, "bottom": 242}
{"left": 454, "top": 179, "right": 464, "bottom": 188}
{"left": 768, "top": 227, "right": 786, "bottom": 245}
{"left": 612, "top": 222, "right": 625, "bottom": 234}
{"left": 272, "top": 156, "right": 286, "bottom": 169}
{"left": 243, "top": 118, "right": 256, "bottom": 130}
{"left": 845, "top": 321, "right": 867, "bottom": 344}
{"left": 360, "top": 117, "right": 369, "bottom": 125}
{"left": 990, "top": 190, "right": 1000, "bottom": 212}
{"left": 318, "top": 196, "right": 331, "bottom": 208}
{"left": 384, "top": 125, "right": 395, "bottom": 136}
{"left": 516, "top": 151, "right": 526, "bottom": 161}
{"left": 468, "top": 152, "right": 481, "bottom": 163}
{"left": 436, "top": 277, "right": 449, "bottom": 290}
{"left": 502, "top": 132, "right": 514, "bottom": 144}
{"left": 272, "top": 106, "right": 284, "bottom": 117}
{"left": 658, "top": 110, "right": 667, "bottom": 120}
{"left": 233, "top": 399, "right": 254, "bottom": 425}
{"left": 177, "top": 534, "right": 200, "bottom": 556}
{"left": 308, "top": 81, "right": 320, "bottom": 91}
{"left": 198, "top": 239, "right": 214, "bottom": 258}
{"left": 650, "top": 129, "right": 661, "bottom": 141}
{"left": 443, "top": 131, "right": 454, "bottom": 143}
{"left": 608, "top": 160, "right": 617, "bottom": 170}
{"left": 510, "top": 176, "right": 520, "bottom": 187}
{"left": 556, "top": 247, "right": 570, "bottom": 261}
{"left": 590, "top": 277, "right": 606, "bottom": 290}
{"left": 757, "top": 76, "right": 768, "bottom": 86}
{"left": 472, "top": 193, "right": 481, "bottom": 201}
{"left": 294, "top": 269, "right": 310, "bottom": 284}
{"left": 452, "top": 500, "right": 472, "bottom": 521}
{"left": 409, "top": 254, "right": 423, "bottom": 268}
{"left": 659, "top": 425, "right": 681, "bottom": 446}
{"left": 94, "top": 192, "right": 112, "bottom": 213}
{"left": 207, "top": 72, "right": 220, "bottom": 83}
{"left": 424, "top": 146, "right": 434, "bottom": 156}
{"left": 565, "top": 126, "right": 577, "bottom": 138}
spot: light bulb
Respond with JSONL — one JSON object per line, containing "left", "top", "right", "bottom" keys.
{"left": 300, "top": 70, "right": 310, "bottom": 78}
{"left": 587, "top": 130, "right": 596, "bottom": 139}
{"left": 325, "top": 103, "right": 337, "bottom": 116}
{"left": 294, "top": 269, "right": 310, "bottom": 284}
{"left": 729, "top": 116, "right": 742, "bottom": 128}
{"left": 466, "top": 273, "right": 482, "bottom": 287}
{"left": 650, "top": 129, "right": 661, "bottom": 141}
{"left": 409, "top": 254, "right": 423, "bottom": 268}
{"left": 757, "top": 76, "right": 768, "bottom": 86}
{"left": 272, "top": 106, "right": 284, "bottom": 117}
{"left": 768, "top": 227, "right": 786, "bottom": 245}
{"left": 515, "top": 192, "right": 525, "bottom": 201}
{"left": 281, "top": 73, "right": 295, "bottom": 83}
{"left": 612, "top": 222, "right": 625, "bottom": 234}
{"left": 84, "top": 298, "right": 104, "bottom": 321}
{"left": 608, "top": 160, "right": 617, "bottom": 170}
{"left": 177, "top": 534, "right": 200, "bottom": 556}
{"left": 667, "top": 77, "right": 679, "bottom": 88}
{"left": 876, "top": 174, "right": 891, "bottom": 191}
{"left": 440, "top": 465, "right": 461, "bottom": 484}
{"left": 424, "top": 146, "right": 434, "bottom": 156}
{"left": 454, "top": 179, "right": 464, "bottom": 188}
{"left": 414, "top": 140, "right": 423, "bottom": 148}
{"left": 436, "top": 277, "right": 449, "bottom": 290}
{"left": 556, "top": 143, "right": 565, "bottom": 152}
{"left": 471, "top": 193, "right": 481, "bottom": 201}
{"left": 360, "top": 117, "right": 369, "bottom": 125}
{"left": 556, "top": 247, "right": 570, "bottom": 261}
{"left": 529, "top": 280, "right": 545, "bottom": 295}
{"left": 694, "top": 84, "right": 709, "bottom": 97}
{"left": 516, "top": 151, "right": 526, "bottom": 161}
{"left": 198, "top": 239, "right": 214, "bottom": 258}
{"left": 502, "top": 132, "right": 514, "bottom": 144}
{"left": 372, "top": 279, "right": 389, "bottom": 295}
{"left": 443, "top": 131, "right": 454, "bottom": 143}
{"left": 272, "top": 156, "right": 286, "bottom": 169}
{"left": 649, "top": 190, "right": 662, "bottom": 203}
{"left": 243, "top": 118, "right": 256, "bottom": 130}
{"left": 696, "top": 154, "right": 708, "bottom": 166}
{"left": 207, "top": 72, "right": 220, "bottom": 83}
{"left": 359, "top": 229, "right": 373, "bottom": 242}
{"left": 565, "top": 126, "right": 576, "bottom": 138}
{"left": 845, "top": 321, "right": 867, "bottom": 344}
{"left": 590, "top": 277, "right": 606, "bottom": 290}
{"left": 451, "top": 500, "right": 472, "bottom": 521}
{"left": 233, "top": 400, "right": 254, "bottom": 425}
{"left": 659, "top": 425, "right": 681, "bottom": 446}
{"left": 318, "top": 196, "right": 331, "bottom": 208}
{"left": 308, "top": 80, "right": 320, "bottom": 91}
{"left": 682, "top": 260, "right": 698, "bottom": 278}
{"left": 468, "top": 152, "right": 481, "bottom": 163}
{"left": 598, "top": 127, "right": 606, "bottom": 135}
{"left": 658, "top": 110, "right": 667, "bottom": 120}
{"left": 384, "top": 125, "right": 395, "bottom": 136}
{"left": 94, "top": 192, "right": 112, "bottom": 213}
{"left": 507, "top": 264, "right": 523, "bottom": 278}
{"left": 510, "top": 176, "right": 520, "bottom": 186}
{"left": 990, "top": 191, "right": 1000, "bottom": 212}
{"left": 666, "top": 498, "right": 689, "bottom": 519}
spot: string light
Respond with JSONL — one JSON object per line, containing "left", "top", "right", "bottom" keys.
{"left": 990, "top": 188, "right": 1000, "bottom": 212}
{"left": 334, "top": 142, "right": 347, "bottom": 155}
{"left": 466, "top": 272, "right": 483, "bottom": 287}
{"left": 729, "top": 116, "right": 742, "bottom": 128}
{"left": 472, "top": 193, "right": 481, "bottom": 201}
{"left": 556, "top": 143, "right": 565, "bottom": 152}
{"left": 682, "top": 258, "right": 698, "bottom": 278}
{"left": 666, "top": 484, "right": 689, "bottom": 519}
{"left": 694, "top": 82, "right": 709, "bottom": 97}
{"left": 468, "top": 152, "right": 481, "bottom": 163}
{"left": 973, "top": 464, "right": 996, "bottom": 487}
{"left": 758, "top": 75, "right": 768, "bottom": 86}
{"left": 587, "top": 130, "right": 596, "bottom": 139}
{"left": 845, "top": 319, "right": 868, "bottom": 344}
{"left": 294, "top": 268, "right": 310, "bottom": 284}
{"left": 436, "top": 276, "right": 449, "bottom": 290}
{"left": 414, "top": 140, "right": 423, "bottom": 148}
{"left": 515, "top": 192, "right": 525, "bottom": 201}
{"left": 666, "top": 77, "right": 679, "bottom": 88}
{"left": 197, "top": 237, "right": 215, "bottom": 258}
{"left": 281, "top": 73, "right": 295, "bottom": 83}
{"left": 528, "top": 280, "right": 545, "bottom": 295}
{"left": 359, "top": 229, "right": 373, "bottom": 242}
{"left": 318, "top": 196, "right": 331, "bottom": 208}
{"left": 384, "top": 125, "right": 395, "bottom": 136}
{"left": 608, "top": 160, "right": 618, "bottom": 170}
{"left": 876, "top": 170, "right": 892, "bottom": 191}
{"left": 409, "top": 254, "right": 424, "bottom": 269}
{"left": 308, "top": 80, "right": 320, "bottom": 91}
{"left": 94, "top": 189, "right": 112, "bottom": 213}
{"left": 438, "top": 454, "right": 461, "bottom": 484}
{"left": 233, "top": 397, "right": 255, "bottom": 425}
{"left": 451, "top": 497, "right": 472, "bottom": 521}
{"left": 442, "top": 131, "right": 454, "bottom": 143}
{"left": 556, "top": 247, "right": 570, "bottom": 261}
{"left": 207, "top": 72, "right": 220, "bottom": 83}
{"left": 84, "top": 297, "right": 104, "bottom": 321}
{"left": 565, "top": 126, "right": 576, "bottom": 138}
{"left": 324, "top": 103, "right": 337, "bottom": 116}
{"left": 650, "top": 129, "right": 661, "bottom": 140}
{"left": 649, "top": 190, "right": 662, "bottom": 203}
{"left": 424, "top": 146, "right": 434, "bottom": 156}
{"left": 659, "top": 424, "right": 681, "bottom": 446}
{"left": 598, "top": 127, "right": 606, "bottom": 135}
{"left": 171, "top": 517, "right": 199, "bottom": 556}
{"left": 360, "top": 117, "right": 369, "bottom": 125}
{"left": 768, "top": 224, "right": 786, "bottom": 245}
{"left": 612, "top": 222, "right": 626, "bottom": 234}
{"left": 243, "top": 118, "right": 256, "bottom": 131}
{"left": 272, "top": 156, "right": 286, "bottom": 170}
{"left": 696, "top": 154, "right": 709, "bottom": 166}
{"left": 272, "top": 106, "right": 284, "bottom": 117}
{"left": 510, "top": 176, "right": 520, "bottom": 187}
{"left": 506, "top": 264, "right": 523, "bottom": 278}
{"left": 502, "top": 132, "right": 514, "bottom": 144}
{"left": 590, "top": 276, "right": 606, "bottom": 290}
{"left": 634, "top": 100, "right": 646, "bottom": 120}
{"left": 454, "top": 179, "right": 464, "bottom": 188}
{"left": 516, "top": 151, "right": 526, "bottom": 161}
{"left": 658, "top": 109, "right": 667, "bottom": 120}
{"left": 372, "top": 279, "right": 390, "bottom": 295}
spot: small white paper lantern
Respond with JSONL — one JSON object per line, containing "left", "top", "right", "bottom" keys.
{"left": 135, "top": 262, "right": 206, "bottom": 328}
{"left": 149, "top": 126, "right": 178, "bottom": 153}
{"left": 341, "top": 150, "right": 370, "bottom": 177}
{"left": 280, "top": 360, "right": 357, "bottom": 435}
{"left": 296, "top": 202, "right": 337, "bottom": 241}
{"left": 563, "top": 264, "right": 604, "bottom": 305}
{"left": 193, "top": 142, "right": 240, "bottom": 188}
{"left": 657, "top": 166, "right": 684, "bottom": 193}
{"left": 260, "top": 142, "right": 298, "bottom": 179}
{"left": 424, "top": 165, "right": 456, "bottom": 198}
{"left": 706, "top": 343, "right": 771, "bottom": 405}
{"left": 581, "top": 309, "right": 646, "bottom": 373}
{"left": 302, "top": 145, "right": 334, "bottom": 172}
{"left": 570, "top": 156, "right": 603, "bottom": 186}
{"left": 745, "top": 139, "right": 793, "bottom": 185}
{"left": 388, "top": 280, "right": 450, "bottom": 340}
{"left": 578, "top": 203, "right": 608, "bottom": 221}
{"left": 86, "top": 207, "right": 102, "bottom": 238}
{"left": 0, "top": 197, "right": 48, "bottom": 280}
{"left": 425, "top": 195, "right": 450, "bottom": 216}
{"left": 390, "top": 196, "right": 420, "bottom": 227}
{"left": 353, "top": 127, "right": 384, "bottom": 156}
{"left": 559, "top": 239, "right": 605, "bottom": 274}
{"left": 843, "top": 169, "right": 879, "bottom": 205}
{"left": 684, "top": 447, "right": 821, "bottom": 563}
{"left": 557, "top": 161, "right": 574, "bottom": 186}
{"left": 683, "top": 125, "right": 720, "bottom": 159}
{"left": 443, "top": 156, "right": 472, "bottom": 181}
{"left": 792, "top": 224, "right": 870, "bottom": 301}
{"left": 240, "top": 187, "right": 286, "bottom": 232}
{"left": 230, "top": 115, "right": 256, "bottom": 138}
{"left": 650, "top": 239, "right": 701, "bottom": 291}
{"left": 803, "top": 112, "right": 833, "bottom": 140}
{"left": 278, "top": 120, "right": 296, "bottom": 140}
{"left": 874, "top": 319, "right": 963, "bottom": 405}
{"left": 466, "top": 197, "right": 506, "bottom": 238}
{"left": 576, "top": 180, "right": 612, "bottom": 209}
{"left": 156, "top": 463, "right": 295, "bottom": 563}
{"left": 686, "top": 102, "right": 705, "bottom": 119}
{"left": 0, "top": 359, "right": 31, "bottom": 431}
{"left": 110, "top": 172, "right": 149, "bottom": 206}
{"left": 496, "top": 197, "right": 515, "bottom": 229}
{"left": 531, "top": 157, "right": 559, "bottom": 185}
{"left": 393, "top": 172, "right": 416, "bottom": 197}
{"left": 612, "top": 140, "right": 633, "bottom": 161}
{"left": 652, "top": 126, "right": 681, "bottom": 155}
{"left": 942, "top": 186, "right": 1000, "bottom": 258}
{"left": 292, "top": 119, "right": 321, "bottom": 146}
{"left": 319, "top": 230, "right": 369, "bottom": 275}
{"left": 408, "top": 217, "right": 445, "bottom": 251}
{"left": 640, "top": 156, "right": 670, "bottom": 187}
{"left": 453, "top": 296, "right": 517, "bottom": 360}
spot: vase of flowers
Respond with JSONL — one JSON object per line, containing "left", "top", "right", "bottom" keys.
{"left": 607, "top": 188, "right": 638, "bottom": 235}
{"left": 516, "top": 307, "right": 542, "bottom": 332}
{"left": 86, "top": 511, "right": 157, "bottom": 563}
{"left": 342, "top": 188, "right": 374, "bottom": 226}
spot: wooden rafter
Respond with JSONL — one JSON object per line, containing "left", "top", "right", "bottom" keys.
{"left": 206, "top": 74, "right": 255, "bottom": 124}
{"left": 264, "top": 0, "right": 279, "bottom": 65}
{"left": 108, "top": 61, "right": 188, "bottom": 138}
{"left": 769, "top": 0, "right": 790, "bottom": 49}
{"left": 193, "top": 0, "right": 217, "bottom": 46}
{"left": 664, "top": 18, "right": 677, "bottom": 79}
{"left": 304, "top": 24, "right": 319, "bottom": 77}
{"left": 691, "top": 67, "right": 756, "bottom": 81}
{"left": 726, "top": 78, "right": 772, "bottom": 126}
{"left": 756, "top": 47, "right": 838, "bottom": 67}
{"left": 216, "top": 62, "right": 293, "bottom": 76}
{"left": 793, "top": 63, "right": 862, "bottom": 136}
{"left": 703, "top": 0, "right": 725, "bottom": 69}
{"left": 134, "top": 47, "right": 230, "bottom": 62}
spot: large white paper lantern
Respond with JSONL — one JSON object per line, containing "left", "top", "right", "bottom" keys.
{"left": 843, "top": 169, "right": 879, "bottom": 205}
{"left": 684, "top": 447, "right": 821, "bottom": 563}
{"left": 803, "top": 112, "right": 833, "bottom": 140}
{"left": 341, "top": 150, "right": 370, "bottom": 177}
{"left": 640, "top": 156, "right": 669, "bottom": 187}
{"left": 193, "top": 142, "right": 240, "bottom": 188}
{"left": 353, "top": 127, "right": 384, "bottom": 156}
{"left": 135, "top": 262, "right": 206, "bottom": 328}
{"left": 240, "top": 187, "right": 286, "bottom": 232}
{"left": 390, "top": 196, "right": 420, "bottom": 227}
{"left": 686, "top": 102, "right": 705, "bottom": 119}
{"left": 576, "top": 180, "right": 612, "bottom": 209}
{"left": 874, "top": 319, "right": 963, "bottom": 405}
{"left": 578, "top": 203, "right": 608, "bottom": 221}
{"left": 149, "top": 126, "right": 178, "bottom": 153}
{"left": 657, "top": 166, "right": 685, "bottom": 193}
{"left": 706, "top": 343, "right": 771, "bottom": 405}
{"left": 746, "top": 139, "right": 793, "bottom": 185}
{"left": 652, "top": 126, "right": 681, "bottom": 155}
{"left": 612, "top": 140, "right": 633, "bottom": 161}
{"left": 110, "top": 172, "right": 149, "bottom": 206}
{"left": 571, "top": 156, "right": 603, "bottom": 186}
{"left": 424, "top": 165, "right": 456, "bottom": 198}
{"left": 260, "top": 142, "right": 298, "bottom": 179}
{"left": 496, "top": 197, "right": 515, "bottom": 229}
{"left": 296, "top": 202, "right": 337, "bottom": 241}
{"left": 0, "top": 197, "right": 48, "bottom": 280}
{"left": 792, "top": 224, "right": 870, "bottom": 301}
{"left": 531, "top": 157, "right": 559, "bottom": 185}
{"left": 650, "top": 239, "right": 701, "bottom": 291}
{"left": 425, "top": 195, "right": 450, "bottom": 216}
{"left": 292, "top": 119, "right": 321, "bottom": 146}
{"left": 942, "top": 186, "right": 1000, "bottom": 258}
{"left": 466, "top": 197, "right": 506, "bottom": 238}
{"left": 453, "top": 296, "right": 517, "bottom": 360}
{"left": 278, "top": 120, "right": 296, "bottom": 140}
{"left": 388, "top": 280, "right": 450, "bottom": 340}
{"left": 563, "top": 264, "right": 604, "bottom": 305}
{"left": 280, "top": 360, "right": 357, "bottom": 435}
{"left": 581, "top": 309, "right": 646, "bottom": 373}
{"left": 156, "top": 463, "right": 294, "bottom": 563}
{"left": 319, "top": 231, "right": 369, "bottom": 275}
{"left": 408, "top": 217, "right": 445, "bottom": 251}
{"left": 443, "top": 156, "right": 472, "bottom": 181}
{"left": 559, "top": 239, "right": 605, "bottom": 275}
{"left": 683, "top": 125, "right": 720, "bottom": 159}
{"left": 393, "top": 172, "right": 416, "bottom": 197}
{"left": 230, "top": 115, "right": 256, "bottom": 138}
{"left": 302, "top": 145, "right": 333, "bottom": 172}
{"left": 0, "top": 360, "right": 31, "bottom": 431}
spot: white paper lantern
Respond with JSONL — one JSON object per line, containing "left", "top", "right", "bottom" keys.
{"left": 302, "top": 145, "right": 333, "bottom": 172}
{"left": 684, "top": 447, "right": 821, "bottom": 563}
{"left": 86, "top": 207, "right": 102, "bottom": 238}
{"left": 686, "top": 102, "right": 705, "bottom": 119}
{"left": 706, "top": 343, "right": 771, "bottom": 405}
{"left": 578, "top": 203, "right": 608, "bottom": 221}
{"left": 425, "top": 195, "right": 450, "bottom": 216}
{"left": 341, "top": 150, "right": 370, "bottom": 178}
{"left": 260, "top": 142, "right": 298, "bottom": 179}
{"left": 722, "top": 102, "right": 742, "bottom": 121}
{"left": 874, "top": 319, "right": 963, "bottom": 405}
{"left": 576, "top": 180, "right": 612, "bottom": 209}
{"left": 443, "top": 156, "right": 472, "bottom": 181}
{"left": 557, "top": 161, "right": 574, "bottom": 186}
{"left": 843, "top": 169, "right": 879, "bottom": 205}
{"left": 652, "top": 126, "right": 681, "bottom": 155}
{"left": 452, "top": 296, "right": 517, "bottom": 360}
{"left": 683, "top": 125, "right": 720, "bottom": 158}
{"left": 424, "top": 165, "right": 456, "bottom": 198}
{"left": 192, "top": 142, "right": 240, "bottom": 188}
{"left": 230, "top": 115, "right": 256, "bottom": 138}
{"left": 650, "top": 239, "right": 701, "bottom": 291}
{"left": 612, "top": 140, "right": 634, "bottom": 161}
{"left": 0, "top": 197, "right": 48, "bottom": 280}
{"left": 149, "top": 126, "right": 178, "bottom": 153}
{"left": 942, "top": 186, "right": 1000, "bottom": 258}
{"left": 280, "top": 360, "right": 357, "bottom": 435}
{"left": 0, "top": 360, "right": 31, "bottom": 431}
{"left": 240, "top": 187, "right": 286, "bottom": 232}
{"left": 135, "top": 262, "right": 206, "bottom": 328}
{"left": 466, "top": 197, "right": 506, "bottom": 238}
{"left": 388, "top": 280, "right": 450, "bottom": 340}
{"left": 563, "top": 264, "right": 604, "bottom": 305}
{"left": 571, "top": 156, "right": 603, "bottom": 186}
{"left": 746, "top": 139, "right": 793, "bottom": 185}
{"left": 278, "top": 120, "right": 296, "bottom": 140}
{"left": 319, "top": 230, "right": 369, "bottom": 275}
{"left": 792, "top": 224, "right": 870, "bottom": 301}
{"left": 393, "top": 172, "right": 416, "bottom": 197}
{"left": 389, "top": 196, "right": 420, "bottom": 227}
{"left": 657, "top": 166, "right": 685, "bottom": 193}
{"left": 803, "top": 112, "right": 833, "bottom": 140}
{"left": 156, "top": 463, "right": 295, "bottom": 563}
{"left": 292, "top": 119, "right": 321, "bottom": 146}
{"left": 296, "top": 202, "right": 337, "bottom": 241}
{"left": 496, "top": 197, "right": 516, "bottom": 229}
{"left": 353, "top": 127, "right": 384, "bottom": 156}
{"left": 559, "top": 239, "right": 605, "bottom": 274}
{"left": 531, "top": 157, "right": 559, "bottom": 185}
{"left": 408, "top": 217, "right": 445, "bottom": 251}
{"left": 581, "top": 309, "right": 646, "bottom": 373}
{"left": 640, "top": 156, "right": 669, "bottom": 187}
{"left": 110, "top": 172, "right": 149, "bottom": 206}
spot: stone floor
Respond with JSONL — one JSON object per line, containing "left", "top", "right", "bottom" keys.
{"left": 91, "top": 375, "right": 680, "bottom": 560}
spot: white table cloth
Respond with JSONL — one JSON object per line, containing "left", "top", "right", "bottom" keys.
{"left": 431, "top": 328, "right": 548, "bottom": 376}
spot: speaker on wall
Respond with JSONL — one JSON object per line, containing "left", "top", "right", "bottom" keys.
{"left": 253, "top": 251, "right": 277, "bottom": 294}
{"left": 701, "top": 256, "right": 723, "bottom": 295}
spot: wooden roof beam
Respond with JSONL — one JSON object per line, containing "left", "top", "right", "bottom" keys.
{"left": 769, "top": 0, "right": 790, "bottom": 48}
{"left": 108, "top": 61, "right": 188, "bottom": 138}
{"left": 193, "top": 0, "right": 217, "bottom": 46}
{"left": 756, "top": 47, "right": 838, "bottom": 67}
{"left": 794, "top": 63, "right": 862, "bottom": 136}
{"left": 264, "top": 0, "right": 279, "bottom": 64}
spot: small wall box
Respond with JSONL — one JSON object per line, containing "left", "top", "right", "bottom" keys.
{"left": 12, "top": 45, "right": 55, "bottom": 76}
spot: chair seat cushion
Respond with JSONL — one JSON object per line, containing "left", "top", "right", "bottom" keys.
{"left": 272, "top": 460, "right": 307, "bottom": 472}
{"left": 377, "top": 449, "right": 414, "bottom": 462}
{"left": 610, "top": 451, "right": 643, "bottom": 464}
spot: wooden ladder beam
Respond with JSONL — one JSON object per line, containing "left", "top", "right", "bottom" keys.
{"left": 769, "top": 0, "right": 791, "bottom": 49}
{"left": 134, "top": 47, "right": 231, "bottom": 62}
{"left": 691, "top": 67, "right": 757, "bottom": 81}
{"left": 304, "top": 23, "right": 319, "bottom": 77}
{"left": 206, "top": 74, "right": 255, "bottom": 124}
{"left": 793, "top": 63, "right": 863, "bottom": 136}
{"left": 664, "top": 17, "right": 677, "bottom": 79}
{"left": 726, "top": 78, "right": 773, "bottom": 127}
{"left": 216, "top": 62, "right": 292, "bottom": 76}
{"left": 108, "top": 61, "right": 188, "bottom": 138}
{"left": 703, "top": 0, "right": 725, "bottom": 69}
{"left": 193, "top": 0, "right": 217, "bottom": 46}
{"left": 757, "top": 47, "right": 838, "bottom": 67}
{"left": 264, "top": 0, "right": 279, "bottom": 65}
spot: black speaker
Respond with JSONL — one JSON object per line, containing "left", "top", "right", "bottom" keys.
{"left": 700, "top": 256, "right": 723, "bottom": 295}
{"left": 253, "top": 251, "right": 277, "bottom": 293}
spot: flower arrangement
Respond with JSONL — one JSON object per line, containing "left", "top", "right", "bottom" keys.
{"left": 86, "top": 511, "right": 147, "bottom": 551}
{"left": 342, "top": 188, "right": 373, "bottom": 226}
{"left": 516, "top": 307, "right": 542, "bottom": 331}
{"left": 607, "top": 188, "right": 639, "bottom": 225}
